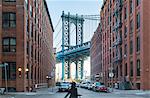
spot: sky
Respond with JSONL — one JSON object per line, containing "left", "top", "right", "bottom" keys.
{"left": 46, "top": 0, "right": 103, "bottom": 80}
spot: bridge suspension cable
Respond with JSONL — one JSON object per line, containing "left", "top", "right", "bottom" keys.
{"left": 53, "top": 17, "right": 61, "bottom": 45}
{"left": 54, "top": 28, "right": 62, "bottom": 41}
{"left": 55, "top": 39, "right": 62, "bottom": 48}
{"left": 82, "top": 14, "right": 100, "bottom": 21}
{"left": 54, "top": 17, "right": 61, "bottom": 30}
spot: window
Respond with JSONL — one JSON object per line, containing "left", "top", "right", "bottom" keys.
{"left": 3, "top": 0, "right": 16, "bottom": 2}
{"left": 124, "top": 6, "right": 127, "bottom": 19}
{"left": 31, "top": 45, "right": 33, "bottom": 57}
{"left": 136, "top": 36, "right": 140, "bottom": 52}
{"left": 130, "top": 19, "right": 133, "bottom": 33}
{"left": 2, "top": 12, "right": 16, "bottom": 28}
{"left": 130, "top": 0, "right": 133, "bottom": 14}
{"left": 116, "top": 66, "right": 118, "bottom": 78}
{"left": 120, "top": 65, "right": 122, "bottom": 76}
{"left": 2, "top": 62, "right": 16, "bottom": 80}
{"left": 130, "top": 40, "right": 133, "bottom": 54}
{"left": 137, "top": 59, "right": 140, "bottom": 76}
{"left": 130, "top": 61, "right": 133, "bottom": 77}
{"left": 108, "top": 16, "right": 109, "bottom": 25}
{"left": 136, "top": 0, "right": 140, "bottom": 6}
{"left": 125, "top": 63, "right": 127, "bottom": 76}
{"left": 2, "top": 38, "right": 16, "bottom": 52}
{"left": 137, "top": 13, "right": 140, "bottom": 29}
{"left": 27, "top": 42, "right": 29, "bottom": 55}
{"left": 120, "top": 47, "right": 122, "bottom": 58}
{"left": 124, "top": 25, "right": 127, "bottom": 37}
{"left": 124, "top": 44, "right": 127, "bottom": 56}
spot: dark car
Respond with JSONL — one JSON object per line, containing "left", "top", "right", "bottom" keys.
{"left": 58, "top": 82, "right": 71, "bottom": 92}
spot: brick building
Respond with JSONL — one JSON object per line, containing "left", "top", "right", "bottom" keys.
{"left": 91, "top": 0, "right": 150, "bottom": 90}
{"left": 90, "top": 24, "right": 103, "bottom": 82}
{"left": 0, "top": 0, "right": 55, "bottom": 92}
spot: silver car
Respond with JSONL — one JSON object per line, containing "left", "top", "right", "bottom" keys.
{"left": 58, "top": 82, "right": 71, "bottom": 92}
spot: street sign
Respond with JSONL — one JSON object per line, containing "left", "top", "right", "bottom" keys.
{"left": 109, "top": 73, "right": 114, "bottom": 78}
{"left": 0, "top": 64, "right": 4, "bottom": 67}
{"left": 0, "top": 63, "right": 8, "bottom": 67}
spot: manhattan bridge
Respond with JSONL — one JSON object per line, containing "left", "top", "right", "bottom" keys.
{"left": 55, "top": 11, "right": 100, "bottom": 80}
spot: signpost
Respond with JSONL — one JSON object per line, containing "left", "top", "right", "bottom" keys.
{"left": 0, "top": 63, "right": 8, "bottom": 94}
{"left": 109, "top": 72, "right": 114, "bottom": 92}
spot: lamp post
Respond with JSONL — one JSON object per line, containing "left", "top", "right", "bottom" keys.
{"left": 109, "top": 67, "right": 114, "bottom": 92}
{"left": 26, "top": 68, "right": 29, "bottom": 91}
{"left": 0, "top": 63, "right": 8, "bottom": 94}
{"left": 46, "top": 75, "right": 51, "bottom": 88}
{"left": 4, "top": 63, "right": 8, "bottom": 94}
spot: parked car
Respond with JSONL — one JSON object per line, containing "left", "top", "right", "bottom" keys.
{"left": 80, "top": 82, "right": 86, "bottom": 88}
{"left": 76, "top": 83, "right": 80, "bottom": 87}
{"left": 98, "top": 85, "right": 108, "bottom": 92}
{"left": 84, "top": 82, "right": 90, "bottom": 89}
{"left": 92, "top": 82, "right": 104, "bottom": 91}
{"left": 80, "top": 82, "right": 90, "bottom": 89}
{"left": 58, "top": 82, "right": 71, "bottom": 92}
{"left": 87, "top": 83, "right": 93, "bottom": 90}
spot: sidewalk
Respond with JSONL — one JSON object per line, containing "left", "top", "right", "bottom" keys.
{"left": 0, "top": 87, "right": 58, "bottom": 96}
{"left": 36, "top": 86, "right": 58, "bottom": 94}
{"left": 112, "top": 89, "right": 150, "bottom": 96}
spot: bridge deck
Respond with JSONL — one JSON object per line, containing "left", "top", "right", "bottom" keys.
{"left": 56, "top": 41, "right": 90, "bottom": 61}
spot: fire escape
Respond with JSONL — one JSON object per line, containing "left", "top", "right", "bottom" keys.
{"left": 113, "top": 0, "right": 132, "bottom": 90}
{"left": 113, "top": 0, "right": 123, "bottom": 63}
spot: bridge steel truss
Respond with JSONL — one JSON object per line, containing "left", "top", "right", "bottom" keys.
{"left": 60, "top": 11, "right": 88, "bottom": 80}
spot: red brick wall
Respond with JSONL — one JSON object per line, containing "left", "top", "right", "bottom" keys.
{"left": 90, "top": 24, "right": 102, "bottom": 82}
{"left": 141, "top": 0, "right": 150, "bottom": 90}
{"left": 98, "top": 0, "right": 150, "bottom": 90}
{"left": 0, "top": 0, "right": 55, "bottom": 91}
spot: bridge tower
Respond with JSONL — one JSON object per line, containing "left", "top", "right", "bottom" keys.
{"left": 61, "top": 11, "right": 84, "bottom": 80}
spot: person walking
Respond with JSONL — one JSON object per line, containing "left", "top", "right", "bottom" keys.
{"left": 64, "top": 82, "right": 81, "bottom": 98}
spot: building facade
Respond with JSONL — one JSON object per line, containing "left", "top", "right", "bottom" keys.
{"left": 100, "top": 0, "right": 150, "bottom": 90}
{"left": 90, "top": 24, "right": 103, "bottom": 82}
{"left": 0, "top": 0, "right": 55, "bottom": 92}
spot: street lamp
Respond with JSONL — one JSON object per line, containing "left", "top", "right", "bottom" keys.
{"left": 26, "top": 68, "right": 29, "bottom": 72}
{"left": 18, "top": 67, "right": 22, "bottom": 78}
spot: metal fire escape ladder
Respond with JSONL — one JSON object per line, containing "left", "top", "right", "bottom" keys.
{"left": 113, "top": 0, "right": 123, "bottom": 63}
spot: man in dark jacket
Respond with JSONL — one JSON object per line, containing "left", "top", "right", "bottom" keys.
{"left": 64, "top": 82, "right": 81, "bottom": 98}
